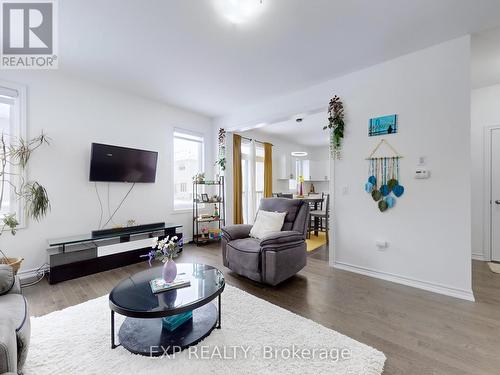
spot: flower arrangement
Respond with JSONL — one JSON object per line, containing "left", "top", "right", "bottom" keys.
{"left": 142, "top": 236, "right": 182, "bottom": 266}
{"left": 193, "top": 173, "right": 205, "bottom": 183}
{"left": 323, "top": 95, "right": 345, "bottom": 159}
{"left": 297, "top": 175, "right": 305, "bottom": 196}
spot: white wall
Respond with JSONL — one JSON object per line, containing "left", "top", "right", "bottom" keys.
{"left": 217, "top": 36, "right": 473, "bottom": 300}
{"left": 471, "top": 84, "right": 500, "bottom": 260}
{"left": 0, "top": 71, "right": 214, "bottom": 272}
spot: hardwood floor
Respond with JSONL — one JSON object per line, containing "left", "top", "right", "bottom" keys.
{"left": 23, "top": 243, "right": 500, "bottom": 375}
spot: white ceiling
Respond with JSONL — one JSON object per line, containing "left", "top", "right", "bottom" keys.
{"left": 253, "top": 112, "right": 330, "bottom": 147}
{"left": 60, "top": 0, "right": 500, "bottom": 117}
{"left": 472, "top": 27, "right": 500, "bottom": 89}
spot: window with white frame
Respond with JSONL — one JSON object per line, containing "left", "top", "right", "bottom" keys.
{"left": 0, "top": 83, "right": 25, "bottom": 224}
{"left": 173, "top": 130, "right": 204, "bottom": 210}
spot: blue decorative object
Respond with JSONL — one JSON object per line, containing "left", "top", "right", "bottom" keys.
{"left": 365, "top": 182, "right": 374, "bottom": 193}
{"left": 393, "top": 184, "right": 404, "bottom": 197}
{"left": 369, "top": 115, "right": 397, "bottom": 136}
{"left": 385, "top": 196, "right": 396, "bottom": 208}
{"left": 366, "top": 149, "right": 403, "bottom": 212}
{"left": 380, "top": 185, "right": 390, "bottom": 196}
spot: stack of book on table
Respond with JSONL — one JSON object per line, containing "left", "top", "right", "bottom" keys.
{"left": 149, "top": 274, "right": 191, "bottom": 294}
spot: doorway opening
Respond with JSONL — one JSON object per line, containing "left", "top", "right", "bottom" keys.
{"left": 485, "top": 126, "right": 500, "bottom": 263}
{"left": 234, "top": 112, "right": 333, "bottom": 263}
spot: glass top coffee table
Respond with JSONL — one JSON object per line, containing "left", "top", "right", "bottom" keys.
{"left": 109, "top": 263, "right": 225, "bottom": 356}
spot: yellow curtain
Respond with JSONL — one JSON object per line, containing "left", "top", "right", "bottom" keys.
{"left": 233, "top": 134, "right": 243, "bottom": 224}
{"left": 264, "top": 142, "right": 273, "bottom": 198}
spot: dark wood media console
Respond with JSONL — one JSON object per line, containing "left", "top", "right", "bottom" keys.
{"left": 47, "top": 223, "right": 183, "bottom": 284}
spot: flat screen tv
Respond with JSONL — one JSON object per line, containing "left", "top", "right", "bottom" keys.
{"left": 89, "top": 143, "right": 158, "bottom": 183}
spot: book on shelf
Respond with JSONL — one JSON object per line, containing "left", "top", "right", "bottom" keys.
{"left": 162, "top": 310, "right": 193, "bottom": 332}
{"left": 150, "top": 274, "right": 191, "bottom": 294}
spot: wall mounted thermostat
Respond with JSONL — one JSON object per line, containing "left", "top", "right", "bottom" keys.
{"left": 415, "top": 168, "right": 430, "bottom": 179}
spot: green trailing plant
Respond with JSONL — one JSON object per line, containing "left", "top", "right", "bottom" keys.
{"left": 23, "top": 182, "right": 50, "bottom": 221}
{"left": 323, "top": 95, "right": 345, "bottom": 159}
{"left": 215, "top": 157, "right": 226, "bottom": 171}
{"left": 2, "top": 214, "right": 18, "bottom": 235}
{"left": 214, "top": 128, "right": 226, "bottom": 172}
{"left": 0, "top": 132, "right": 51, "bottom": 235}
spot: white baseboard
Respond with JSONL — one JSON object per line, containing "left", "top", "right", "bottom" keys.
{"left": 333, "top": 261, "right": 475, "bottom": 302}
{"left": 17, "top": 265, "right": 49, "bottom": 282}
{"left": 472, "top": 252, "right": 486, "bottom": 261}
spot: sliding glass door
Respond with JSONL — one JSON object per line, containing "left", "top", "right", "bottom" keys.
{"left": 241, "top": 140, "right": 264, "bottom": 224}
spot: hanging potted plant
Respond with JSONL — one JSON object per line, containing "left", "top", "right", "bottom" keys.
{"left": 323, "top": 95, "right": 345, "bottom": 159}
{"left": 0, "top": 132, "right": 51, "bottom": 274}
{"left": 214, "top": 128, "right": 226, "bottom": 176}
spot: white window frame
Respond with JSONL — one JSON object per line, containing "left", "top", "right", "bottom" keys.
{"left": 0, "top": 80, "right": 27, "bottom": 229}
{"left": 172, "top": 128, "right": 205, "bottom": 212}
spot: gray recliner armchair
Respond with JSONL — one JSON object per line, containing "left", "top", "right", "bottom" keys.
{"left": 0, "top": 265, "right": 30, "bottom": 375}
{"left": 222, "top": 198, "right": 309, "bottom": 286}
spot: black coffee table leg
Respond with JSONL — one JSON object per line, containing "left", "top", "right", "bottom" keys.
{"left": 111, "top": 310, "right": 119, "bottom": 349}
{"left": 217, "top": 294, "right": 222, "bottom": 329}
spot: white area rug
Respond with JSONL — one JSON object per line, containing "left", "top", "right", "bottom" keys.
{"left": 488, "top": 262, "right": 500, "bottom": 274}
{"left": 25, "top": 285, "right": 385, "bottom": 375}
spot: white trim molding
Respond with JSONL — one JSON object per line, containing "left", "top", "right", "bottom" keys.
{"left": 0, "top": 79, "right": 27, "bottom": 229}
{"left": 472, "top": 251, "right": 486, "bottom": 261}
{"left": 17, "top": 265, "right": 49, "bottom": 282}
{"left": 482, "top": 125, "right": 500, "bottom": 263}
{"left": 334, "top": 261, "right": 475, "bottom": 302}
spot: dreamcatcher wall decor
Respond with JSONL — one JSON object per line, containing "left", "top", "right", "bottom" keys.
{"left": 365, "top": 139, "right": 404, "bottom": 212}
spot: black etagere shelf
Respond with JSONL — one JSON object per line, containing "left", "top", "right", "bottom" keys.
{"left": 192, "top": 176, "right": 225, "bottom": 246}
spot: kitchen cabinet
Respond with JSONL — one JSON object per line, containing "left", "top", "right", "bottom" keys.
{"left": 308, "top": 160, "right": 329, "bottom": 181}
{"left": 278, "top": 154, "right": 294, "bottom": 180}
{"left": 277, "top": 156, "right": 329, "bottom": 181}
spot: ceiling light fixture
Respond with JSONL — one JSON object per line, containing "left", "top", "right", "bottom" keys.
{"left": 213, "top": 0, "right": 265, "bottom": 24}
{"left": 291, "top": 151, "right": 308, "bottom": 157}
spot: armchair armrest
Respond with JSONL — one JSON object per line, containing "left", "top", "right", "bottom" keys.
{"left": 0, "top": 320, "right": 17, "bottom": 374}
{"left": 260, "top": 231, "right": 304, "bottom": 247}
{"left": 0, "top": 265, "right": 15, "bottom": 296}
{"left": 7, "top": 277, "right": 21, "bottom": 295}
{"left": 222, "top": 224, "right": 253, "bottom": 241}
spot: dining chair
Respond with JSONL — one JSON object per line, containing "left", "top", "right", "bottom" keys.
{"left": 308, "top": 193, "right": 330, "bottom": 243}
{"left": 307, "top": 192, "right": 324, "bottom": 210}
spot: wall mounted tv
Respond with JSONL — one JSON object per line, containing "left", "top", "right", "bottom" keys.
{"left": 89, "top": 143, "right": 158, "bottom": 183}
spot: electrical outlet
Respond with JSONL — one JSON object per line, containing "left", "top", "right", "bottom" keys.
{"left": 376, "top": 240, "right": 388, "bottom": 250}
